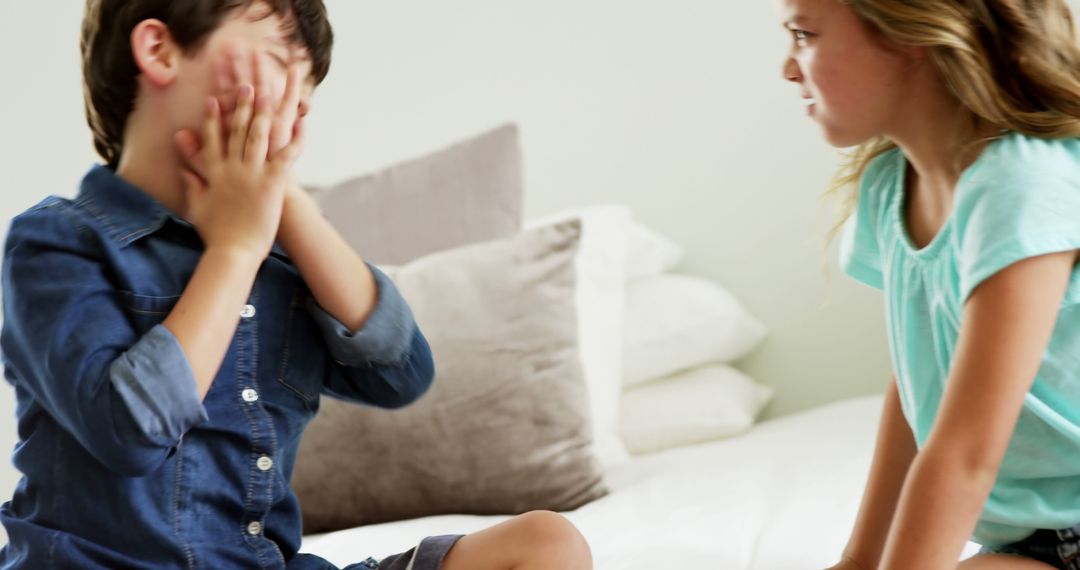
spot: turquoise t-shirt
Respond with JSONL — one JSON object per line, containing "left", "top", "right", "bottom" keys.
{"left": 840, "top": 132, "right": 1080, "bottom": 547}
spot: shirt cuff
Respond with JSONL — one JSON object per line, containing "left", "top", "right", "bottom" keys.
{"left": 109, "top": 324, "right": 208, "bottom": 447}
{"left": 306, "top": 263, "right": 417, "bottom": 367}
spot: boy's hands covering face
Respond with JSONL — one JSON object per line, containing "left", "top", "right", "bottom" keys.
{"left": 178, "top": 74, "right": 304, "bottom": 260}
{"left": 175, "top": 46, "right": 307, "bottom": 190}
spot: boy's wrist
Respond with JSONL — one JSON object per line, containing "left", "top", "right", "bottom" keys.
{"left": 280, "top": 183, "right": 320, "bottom": 238}
{"left": 202, "top": 244, "right": 266, "bottom": 273}
{"left": 282, "top": 178, "right": 313, "bottom": 208}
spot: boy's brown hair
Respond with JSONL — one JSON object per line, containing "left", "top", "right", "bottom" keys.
{"left": 81, "top": 0, "right": 334, "bottom": 168}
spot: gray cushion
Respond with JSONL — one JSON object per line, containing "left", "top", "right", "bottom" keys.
{"left": 292, "top": 221, "right": 608, "bottom": 532}
{"left": 308, "top": 124, "right": 522, "bottom": 265}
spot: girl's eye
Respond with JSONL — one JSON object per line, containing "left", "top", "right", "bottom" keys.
{"left": 791, "top": 29, "right": 814, "bottom": 44}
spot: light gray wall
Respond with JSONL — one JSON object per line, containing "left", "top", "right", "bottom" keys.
{"left": 1, "top": 0, "right": 1077, "bottom": 535}
{"left": 284, "top": 0, "right": 895, "bottom": 421}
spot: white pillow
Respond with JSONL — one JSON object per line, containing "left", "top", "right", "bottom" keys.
{"left": 625, "top": 221, "right": 683, "bottom": 281}
{"left": 619, "top": 364, "right": 774, "bottom": 455}
{"left": 623, "top": 274, "right": 767, "bottom": 386}
{"left": 527, "top": 205, "right": 631, "bottom": 469}
{"left": 527, "top": 205, "right": 682, "bottom": 283}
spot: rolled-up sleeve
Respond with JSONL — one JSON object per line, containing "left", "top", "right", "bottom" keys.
{"left": 109, "top": 325, "right": 207, "bottom": 447}
{"left": 309, "top": 264, "right": 435, "bottom": 408}
{"left": 306, "top": 264, "right": 416, "bottom": 366}
{"left": 1, "top": 208, "right": 206, "bottom": 477}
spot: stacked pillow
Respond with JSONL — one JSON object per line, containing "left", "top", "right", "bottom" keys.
{"left": 292, "top": 124, "right": 772, "bottom": 534}
{"left": 570, "top": 212, "right": 774, "bottom": 456}
{"left": 524, "top": 205, "right": 634, "bottom": 469}
{"left": 294, "top": 126, "right": 627, "bottom": 532}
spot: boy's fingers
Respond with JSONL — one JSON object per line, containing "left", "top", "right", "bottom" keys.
{"left": 251, "top": 52, "right": 285, "bottom": 156}
{"left": 174, "top": 129, "right": 198, "bottom": 161}
{"left": 173, "top": 129, "right": 207, "bottom": 177}
{"left": 279, "top": 64, "right": 302, "bottom": 120}
{"left": 253, "top": 52, "right": 270, "bottom": 100}
{"left": 287, "top": 64, "right": 303, "bottom": 103}
{"left": 179, "top": 169, "right": 207, "bottom": 203}
{"left": 214, "top": 54, "right": 236, "bottom": 116}
{"left": 229, "top": 46, "right": 251, "bottom": 93}
{"left": 245, "top": 94, "right": 273, "bottom": 165}
{"left": 271, "top": 64, "right": 303, "bottom": 153}
{"left": 229, "top": 84, "right": 254, "bottom": 159}
{"left": 272, "top": 114, "right": 305, "bottom": 168}
{"left": 201, "top": 97, "right": 223, "bottom": 161}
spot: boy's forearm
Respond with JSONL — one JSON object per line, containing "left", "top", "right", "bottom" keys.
{"left": 843, "top": 379, "right": 918, "bottom": 569}
{"left": 164, "top": 247, "right": 264, "bottom": 399}
{"left": 276, "top": 185, "right": 378, "bottom": 333}
{"left": 878, "top": 444, "right": 995, "bottom": 569}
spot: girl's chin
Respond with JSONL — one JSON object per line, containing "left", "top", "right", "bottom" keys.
{"left": 819, "top": 121, "right": 874, "bottom": 149}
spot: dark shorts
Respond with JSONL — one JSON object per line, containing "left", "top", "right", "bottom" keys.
{"left": 290, "top": 535, "right": 464, "bottom": 570}
{"left": 979, "top": 524, "right": 1080, "bottom": 570}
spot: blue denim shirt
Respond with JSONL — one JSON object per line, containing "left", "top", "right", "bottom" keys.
{"left": 0, "top": 165, "right": 435, "bottom": 569}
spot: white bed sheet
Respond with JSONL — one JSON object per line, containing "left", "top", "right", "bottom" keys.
{"left": 301, "top": 395, "right": 981, "bottom": 569}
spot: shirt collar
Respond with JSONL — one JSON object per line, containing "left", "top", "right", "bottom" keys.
{"left": 74, "top": 164, "right": 290, "bottom": 259}
{"left": 74, "top": 165, "right": 179, "bottom": 247}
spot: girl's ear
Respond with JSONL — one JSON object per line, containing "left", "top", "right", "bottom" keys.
{"left": 131, "top": 19, "right": 181, "bottom": 87}
{"left": 907, "top": 45, "right": 930, "bottom": 60}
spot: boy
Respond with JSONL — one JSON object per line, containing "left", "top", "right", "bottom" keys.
{"left": 0, "top": 1, "right": 592, "bottom": 568}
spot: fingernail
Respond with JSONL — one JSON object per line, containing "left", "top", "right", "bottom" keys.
{"left": 240, "top": 84, "right": 252, "bottom": 97}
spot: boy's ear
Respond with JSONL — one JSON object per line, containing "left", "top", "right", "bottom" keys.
{"left": 131, "top": 19, "right": 182, "bottom": 87}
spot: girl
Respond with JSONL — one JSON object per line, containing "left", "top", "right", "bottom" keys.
{"left": 779, "top": 0, "right": 1080, "bottom": 568}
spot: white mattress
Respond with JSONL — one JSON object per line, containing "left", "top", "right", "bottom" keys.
{"left": 301, "top": 395, "right": 981, "bottom": 568}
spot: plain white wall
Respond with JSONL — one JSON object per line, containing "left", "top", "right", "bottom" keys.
{"left": 1, "top": 0, "right": 1077, "bottom": 534}
{"left": 289, "top": 0, "right": 895, "bottom": 423}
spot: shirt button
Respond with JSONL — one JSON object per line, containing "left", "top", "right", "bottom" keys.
{"left": 247, "top": 521, "right": 262, "bottom": 536}
{"left": 240, "top": 304, "right": 256, "bottom": 318}
{"left": 241, "top": 389, "right": 259, "bottom": 403}
{"left": 256, "top": 456, "right": 273, "bottom": 471}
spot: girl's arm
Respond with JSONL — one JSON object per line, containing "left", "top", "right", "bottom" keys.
{"left": 832, "top": 377, "right": 918, "bottom": 570}
{"left": 878, "top": 250, "right": 1078, "bottom": 570}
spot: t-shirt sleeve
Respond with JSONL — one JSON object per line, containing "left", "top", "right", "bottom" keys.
{"left": 839, "top": 209, "right": 884, "bottom": 290}
{"left": 839, "top": 154, "right": 894, "bottom": 291}
{"left": 954, "top": 150, "right": 1080, "bottom": 303}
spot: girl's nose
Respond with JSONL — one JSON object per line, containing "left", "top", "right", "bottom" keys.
{"left": 782, "top": 56, "right": 802, "bottom": 83}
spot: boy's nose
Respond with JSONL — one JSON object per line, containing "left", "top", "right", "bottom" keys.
{"left": 782, "top": 56, "right": 802, "bottom": 83}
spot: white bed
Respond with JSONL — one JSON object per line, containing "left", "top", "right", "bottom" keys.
{"left": 301, "top": 395, "right": 981, "bottom": 569}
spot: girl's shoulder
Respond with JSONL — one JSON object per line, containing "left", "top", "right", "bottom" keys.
{"left": 974, "top": 132, "right": 1080, "bottom": 183}
{"left": 855, "top": 146, "right": 905, "bottom": 219}
{"left": 954, "top": 132, "right": 1080, "bottom": 218}
{"left": 863, "top": 146, "right": 905, "bottom": 187}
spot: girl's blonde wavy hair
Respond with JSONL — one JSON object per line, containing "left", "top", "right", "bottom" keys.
{"left": 828, "top": 0, "right": 1080, "bottom": 220}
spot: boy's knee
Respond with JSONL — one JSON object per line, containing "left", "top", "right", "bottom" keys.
{"left": 516, "top": 511, "right": 591, "bottom": 561}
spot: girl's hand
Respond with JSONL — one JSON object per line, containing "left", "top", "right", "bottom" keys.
{"left": 179, "top": 82, "right": 304, "bottom": 260}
